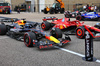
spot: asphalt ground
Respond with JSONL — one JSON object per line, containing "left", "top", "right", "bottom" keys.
{"left": 0, "top": 12, "right": 100, "bottom": 66}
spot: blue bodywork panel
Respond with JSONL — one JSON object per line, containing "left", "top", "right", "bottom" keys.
{"left": 81, "top": 12, "right": 100, "bottom": 19}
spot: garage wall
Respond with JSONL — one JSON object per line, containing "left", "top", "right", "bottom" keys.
{"left": 0, "top": 0, "right": 4, "bottom": 2}
{"left": 5, "top": 0, "right": 11, "bottom": 3}
{"left": 11, "top": 0, "right": 25, "bottom": 10}
{"left": 39, "top": 0, "right": 45, "bottom": 12}
{"left": 45, "top": 0, "right": 54, "bottom": 4}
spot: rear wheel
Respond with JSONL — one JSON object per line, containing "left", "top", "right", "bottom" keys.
{"left": 76, "top": 27, "right": 85, "bottom": 39}
{"left": 44, "top": 8, "right": 48, "bottom": 14}
{"left": 41, "top": 21, "right": 51, "bottom": 30}
{"left": 24, "top": 32, "right": 36, "bottom": 47}
{"left": 50, "top": 28, "right": 62, "bottom": 38}
{"left": 76, "top": 15, "right": 83, "bottom": 21}
{"left": 0, "top": 24, "right": 7, "bottom": 35}
{"left": 55, "top": 10, "right": 59, "bottom": 14}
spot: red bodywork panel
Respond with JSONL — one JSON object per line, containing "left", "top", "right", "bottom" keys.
{"left": 0, "top": 6, "right": 10, "bottom": 9}
{"left": 43, "top": 17, "right": 100, "bottom": 33}
{"left": 0, "top": 6, "right": 10, "bottom": 13}
{"left": 85, "top": 25, "right": 100, "bottom": 38}
{"left": 43, "top": 17, "right": 84, "bottom": 29}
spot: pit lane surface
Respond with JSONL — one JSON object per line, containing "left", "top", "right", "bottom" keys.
{"left": 0, "top": 12, "right": 100, "bottom": 66}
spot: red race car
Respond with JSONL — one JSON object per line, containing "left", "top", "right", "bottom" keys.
{"left": 41, "top": 17, "right": 100, "bottom": 39}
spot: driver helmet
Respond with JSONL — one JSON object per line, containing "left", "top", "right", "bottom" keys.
{"left": 15, "top": 19, "right": 26, "bottom": 26}
{"left": 25, "top": 23, "right": 32, "bottom": 28}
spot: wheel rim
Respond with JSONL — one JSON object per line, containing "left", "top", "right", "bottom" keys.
{"left": 41, "top": 23, "right": 46, "bottom": 29}
{"left": 25, "top": 36, "right": 29, "bottom": 44}
{"left": 77, "top": 29, "right": 82, "bottom": 36}
{"left": 24, "top": 34, "right": 31, "bottom": 47}
{"left": 76, "top": 16, "right": 81, "bottom": 21}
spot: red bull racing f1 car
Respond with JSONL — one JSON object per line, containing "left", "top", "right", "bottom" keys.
{"left": 0, "top": 18, "right": 39, "bottom": 40}
{"left": 0, "top": 18, "right": 71, "bottom": 49}
{"left": 24, "top": 27, "right": 71, "bottom": 49}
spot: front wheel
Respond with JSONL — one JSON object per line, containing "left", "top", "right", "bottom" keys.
{"left": 50, "top": 28, "right": 62, "bottom": 38}
{"left": 24, "top": 32, "right": 36, "bottom": 47}
{"left": 76, "top": 27, "right": 85, "bottom": 39}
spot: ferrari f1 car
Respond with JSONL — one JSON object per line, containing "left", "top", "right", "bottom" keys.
{"left": 0, "top": 18, "right": 38, "bottom": 41}
{"left": 76, "top": 12, "right": 100, "bottom": 21}
{"left": 41, "top": 16, "right": 100, "bottom": 39}
{"left": 24, "top": 25, "right": 71, "bottom": 49}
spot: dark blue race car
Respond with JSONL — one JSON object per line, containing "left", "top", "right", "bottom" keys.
{"left": 76, "top": 12, "right": 100, "bottom": 21}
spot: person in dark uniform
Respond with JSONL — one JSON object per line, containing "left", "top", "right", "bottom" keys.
{"left": 17, "top": 7, "right": 20, "bottom": 14}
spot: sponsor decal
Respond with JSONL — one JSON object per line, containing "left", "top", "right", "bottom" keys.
{"left": 85, "top": 31, "right": 93, "bottom": 61}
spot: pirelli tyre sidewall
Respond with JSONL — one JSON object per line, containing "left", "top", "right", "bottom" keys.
{"left": 50, "top": 28, "right": 62, "bottom": 39}
{"left": 76, "top": 27, "right": 85, "bottom": 39}
{"left": 41, "top": 21, "right": 51, "bottom": 31}
{"left": 0, "top": 24, "right": 7, "bottom": 35}
{"left": 24, "top": 32, "right": 36, "bottom": 47}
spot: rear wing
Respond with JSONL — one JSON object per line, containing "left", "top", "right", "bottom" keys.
{"left": 0, "top": 18, "right": 18, "bottom": 23}
{"left": 43, "top": 16, "right": 58, "bottom": 21}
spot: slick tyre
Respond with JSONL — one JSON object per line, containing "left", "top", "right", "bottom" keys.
{"left": 55, "top": 8, "right": 59, "bottom": 14}
{"left": 41, "top": 21, "right": 51, "bottom": 30}
{"left": 50, "top": 28, "right": 62, "bottom": 38}
{"left": 60, "top": 8, "right": 65, "bottom": 14}
{"left": 0, "top": 24, "right": 7, "bottom": 35}
{"left": 49, "top": 8, "right": 54, "bottom": 14}
{"left": 76, "top": 15, "right": 82, "bottom": 21}
{"left": 44, "top": 8, "right": 48, "bottom": 14}
{"left": 24, "top": 32, "right": 36, "bottom": 47}
{"left": 76, "top": 27, "right": 85, "bottom": 39}
{"left": 55, "top": 10, "right": 59, "bottom": 14}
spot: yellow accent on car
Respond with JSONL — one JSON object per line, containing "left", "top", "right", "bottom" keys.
{"left": 50, "top": 36, "right": 60, "bottom": 43}
{"left": 77, "top": 25, "right": 78, "bottom": 27}
{"left": 64, "top": 25, "right": 67, "bottom": 28}
{"left": 60, "top": 25, "right": 63, "bottom": 29}
{"left": 95, "top": 28, "right": 97, "bottom": 29}
{"left": 0, "top": 9, "right": 2, "bottom": 12}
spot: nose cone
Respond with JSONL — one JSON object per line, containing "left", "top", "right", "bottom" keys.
{"left": 50, "top": 36, "right": 60, "bottom": 43}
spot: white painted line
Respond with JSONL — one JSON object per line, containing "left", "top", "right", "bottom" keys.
{"left": 96, "top": 60, "right": 100, "bottom": 63}
{"left": 54, "top": 46, "right": 85, "bottom": 57}
{"left": 54, "top": 46, "right": 100, "bottom": 63}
